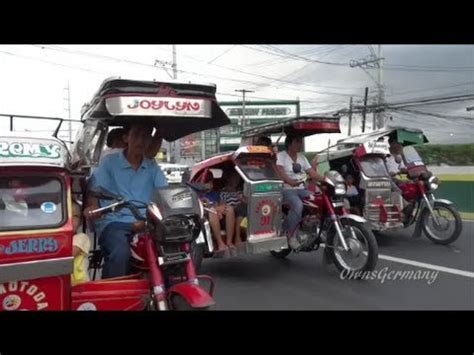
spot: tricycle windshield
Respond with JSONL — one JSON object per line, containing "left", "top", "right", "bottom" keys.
{"left": 0, "top": 176, "right": 65, "bottom": 231}
{"left": 236, "top": 156, "right": 280, "bottom": 181}
{"left": 359, "top": 156, "right": 390, "bottom": 178}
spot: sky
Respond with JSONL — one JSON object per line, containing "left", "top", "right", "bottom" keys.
{"left": 0, "top": 44, "right": 472, "bottom": 151}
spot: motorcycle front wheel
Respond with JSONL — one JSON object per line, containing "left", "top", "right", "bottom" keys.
{"left": 326, "top": 218, "right": 378, "bottom": 276}
{"left": 421, "top": 201, "right": 462, "bottom": 245}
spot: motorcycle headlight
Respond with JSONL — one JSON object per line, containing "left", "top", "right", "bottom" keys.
{"left": 334, "top": 183, "right": 346, "bottom": 196}
{"left": 428, "top": 176, "right": 439, "bottom": 191}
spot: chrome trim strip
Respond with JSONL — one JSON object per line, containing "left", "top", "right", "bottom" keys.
{"left": 0, "top": 257, "right": 73, "bottom": 283}
{"left": 234, "top": 165, "right": 281, "bottom": 185}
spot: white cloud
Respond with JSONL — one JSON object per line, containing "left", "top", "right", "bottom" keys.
{"left": 0, "top": 45, "right": 472, "bottom": 146}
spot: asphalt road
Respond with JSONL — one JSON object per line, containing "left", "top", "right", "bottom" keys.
{"left": 201, "top": 221, "right": 473, "bottom": 310}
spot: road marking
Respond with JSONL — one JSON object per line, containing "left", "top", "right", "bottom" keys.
{"left": 378, "top": 253, "right": 474, "bottom": 279}
{"left": 322, "top": 244, "right": 474, "bottom": 278}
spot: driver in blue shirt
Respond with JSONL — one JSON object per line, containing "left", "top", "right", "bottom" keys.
{"left": 84, "top": 122, "right": 167, "bottom": 279}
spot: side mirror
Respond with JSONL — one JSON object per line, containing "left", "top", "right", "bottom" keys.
{"left": 89, "top": 187, "right": 122, "bottom": 201}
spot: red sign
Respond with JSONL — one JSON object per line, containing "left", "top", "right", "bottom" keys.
{"left": 255, "top": 199, "right": 278, "bottom": 227}
{"left": 0, "top": 276, "right": 68, "bottom": 311}
{"left": 255, "top": 199, "right": 278, "bottom": 214}
{"left": 260, "top": 215, "right": 271, "bottom": 226}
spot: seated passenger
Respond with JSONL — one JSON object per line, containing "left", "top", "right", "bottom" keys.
{"left": 386, "top": 137, "right": 410, "bottom": 211}
{"left": 71, "top": 201, "right": 91, "bottom": 286}
{"left": 84, "top": 122, "right": 167, "bottom": 279}
{"left": 255, "top": 136, "right": 279, "bottom": 155}
{"left": 101, "top": 128, "right": 127, "bottom": 161}
{"left": 220, "top": 170, "right": 247, "bottom": 247}
{"left": 100, "top": 125, "right": 163, "bottom": 163}
{"left": 198, "top": 172, "right": 236, "bottom": 253}
{"left": 386, "top": 137, "right": 407, "bottom": 183}
{"left": 345, "top": 174, "right": 362, "bottom": 215}
{"left": 276, "top": 134, "right": 325, "bottom": 250}
{"left": 255, "top": 136, "right": 272, "bottom": 147}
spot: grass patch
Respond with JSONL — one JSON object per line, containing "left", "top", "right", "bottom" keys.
{"left": 438, "top": 174, "right": 474, "bottom": 182}
{"left": 460, "top": 212, "right": 474, "bottom": 221}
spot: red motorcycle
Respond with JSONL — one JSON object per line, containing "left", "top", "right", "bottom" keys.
{"left": 238, "top": 115, "right": 378, "bottom": 274}
{"left": 317, "top": 127, "right": 462, "bottom": 246}
{"left": 398, "top": 145, "right": 463, "bottom": 245}
{"left": 0, "top": 78, "right": 230, "bottom": 311}
{"left": 86, "top": 186, "right": 215, "bottom": 310}
{"left": 271, "top": 170, "right": 379, "bottom": 274}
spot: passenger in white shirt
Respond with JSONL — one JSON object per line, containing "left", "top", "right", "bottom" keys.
{"left": 386, "top": 137, "right": 408, "bottom": 205}
{"left": 275, "top": 134, "right": 324, "bottom": 250}
{"left": 386, "top": 137, "right": 407, "bottom": 178}
{"left": 345, "top": 174, "right": 362, "bottom": 215}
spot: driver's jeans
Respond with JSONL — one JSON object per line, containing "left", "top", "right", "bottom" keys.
{"left": 282, "top": 188, "right": 311, "bottom": 238}
{"left": 99, "top": 222, "right": 133, "bottom": 279}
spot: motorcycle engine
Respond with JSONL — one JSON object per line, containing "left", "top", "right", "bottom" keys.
{"left": 298, "top": 216, "right": 321, "bottom": 244}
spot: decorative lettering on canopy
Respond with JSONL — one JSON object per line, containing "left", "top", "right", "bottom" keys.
{"left": 0, "top": 142, "right": 61, "bottom": 159}
{"left": 106, "top": 96, "right": 210, "bottom": 118}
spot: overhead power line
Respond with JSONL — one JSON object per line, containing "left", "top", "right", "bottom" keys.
{"left": 34, "top": 45, "right": 365, "bottom": 98}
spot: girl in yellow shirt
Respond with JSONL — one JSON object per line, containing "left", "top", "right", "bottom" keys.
{"left": 72, "top": 201, "right": 91, "bottom": 286}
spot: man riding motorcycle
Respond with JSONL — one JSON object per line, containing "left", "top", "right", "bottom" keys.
{"left": 84, "top": 122, "right": 168, "bottom": 278}
{"left": 275, "top": 134, "right": 324, "bottom": 250}
{"left": 385, "top": 136, "right": 415, "bottom": 225}
{"left": 386, "top": 137, "right": 407, "bottom": 182}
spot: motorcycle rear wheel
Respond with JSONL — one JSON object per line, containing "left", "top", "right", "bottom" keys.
{"left": 421, "top": 202, "right": 462, "bottom": 245}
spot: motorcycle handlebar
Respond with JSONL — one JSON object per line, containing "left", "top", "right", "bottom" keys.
{"left": 90, "top": 200, "right": 125, "bottom": 214}
{"left": 89, "top": 200, "right": 147, "bottom": 221}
